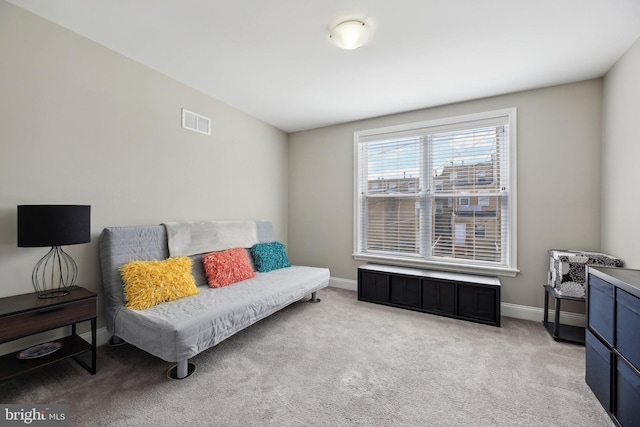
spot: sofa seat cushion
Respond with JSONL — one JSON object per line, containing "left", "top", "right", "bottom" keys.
{"left": 113, "top": 265, "right": 330, "bottom": 362}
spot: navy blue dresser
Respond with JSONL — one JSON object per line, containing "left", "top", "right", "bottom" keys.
{"left": 586, "top": 267, "right": 640, "bottom": 427}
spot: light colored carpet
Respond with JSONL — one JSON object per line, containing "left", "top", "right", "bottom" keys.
{"left": 1, "top": 287, "right": 613, "bottom": 427}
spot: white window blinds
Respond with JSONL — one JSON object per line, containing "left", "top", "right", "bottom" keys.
{"left": 358, "top": 137, "right": 424, "bottom": 255}
{"left": 354, "top": 108, "right": 517, "bottom": 275}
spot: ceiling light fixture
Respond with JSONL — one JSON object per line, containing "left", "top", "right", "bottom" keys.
{"left": 329, "top": 20, "right": 370, "bottom": 50}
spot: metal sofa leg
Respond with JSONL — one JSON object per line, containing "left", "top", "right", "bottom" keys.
{"left": 167, "top": 359, "right": 196, "bottom": 380}
{"left": 308, "top": 291, "right": 321, "bottom": 303}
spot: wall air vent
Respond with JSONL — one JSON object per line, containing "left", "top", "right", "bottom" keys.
{"left": 182, "top": 109, "right": 211, "bottom": 136}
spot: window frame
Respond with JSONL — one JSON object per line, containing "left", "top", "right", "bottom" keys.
{"left": 353, "top": 108, "right": 518, "bottom": 277}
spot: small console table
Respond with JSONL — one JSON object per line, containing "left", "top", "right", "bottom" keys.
{"left": 542, "top": 285, "right": 585, "bottom": 344}
{"left": 0, "top": 287, "right": 97, "bottom": 381}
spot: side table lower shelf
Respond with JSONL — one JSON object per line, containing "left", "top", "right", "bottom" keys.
{"left": 543, "top": 284, "right": 585, "bottom": 345}
{"left": 0, "top": 333, "right": 95, "bottom": 381}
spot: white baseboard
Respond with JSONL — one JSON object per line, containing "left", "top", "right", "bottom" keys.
{"left": 328, "top": 276, "right": 585, "bottom": 327}
{"left": 329, "top": 277, "right": 358, "bottom": 291}
{"left": 501, "top": 302, "right": 585, "bottom": 327}
{"left": 80, "top": 327, "right": 111, "bottom": 347}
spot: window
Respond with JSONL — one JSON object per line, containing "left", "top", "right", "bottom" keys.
{"left": 354, "top": 108, "right": 517, "bottom": 276}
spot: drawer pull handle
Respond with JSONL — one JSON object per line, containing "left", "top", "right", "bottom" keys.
{"left": 37, "top": 306, "right": 65, "bottom": 314}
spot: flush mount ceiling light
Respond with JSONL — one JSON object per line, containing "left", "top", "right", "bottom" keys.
{"left": 329, "top": 20, "right": 370, "bottom": 50}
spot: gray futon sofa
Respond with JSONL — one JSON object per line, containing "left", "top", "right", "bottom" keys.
{"left": 99, "top": 221, "right": 329, "bottom": 379}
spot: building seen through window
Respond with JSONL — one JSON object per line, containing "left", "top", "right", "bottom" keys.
{"left": 366, "top": 158, "right": 502, "bottom": 262}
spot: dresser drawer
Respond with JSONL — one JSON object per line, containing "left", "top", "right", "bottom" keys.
{"left": 617, "top": 289, "right": 640, "bottom": 371}
{"left": 588, "top": 274, "right": 614, "bottom": 345}
{"left": 616, "top": 356, "right": 640, "bottom": 427}
{"left": 0, "top": 297, "right": 96, "bottom": 343}
{"left": 585, "top": 330, "right": 612, "bottom": 412}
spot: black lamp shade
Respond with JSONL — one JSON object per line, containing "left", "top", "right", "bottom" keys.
{"left": 18, "top": 205, "right": 91, "bottom": 247}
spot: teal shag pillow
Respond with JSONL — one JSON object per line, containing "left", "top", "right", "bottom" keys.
{"left": 251, "top": 241, "right": 291, "bottom": 272}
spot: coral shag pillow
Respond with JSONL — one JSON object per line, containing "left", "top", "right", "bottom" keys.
{"left": 251, "top": 241, "right": 291, "bottom": 272}
{"left": 120, "top": 257, "right": 199, "bottom": 310}
{"left": 202, "top": 247, "right": 256, "bottom": 288}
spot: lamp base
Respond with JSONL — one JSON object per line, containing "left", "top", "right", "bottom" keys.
{"left": 37, "top": 288, "right": 71, "bottom": 299}
{"left": 32, "top": 246, "right": 77, "bottom": 298}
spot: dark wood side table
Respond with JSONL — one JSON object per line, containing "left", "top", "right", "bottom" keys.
{"left": 0, "top": 287, "right": 97, "bottom": 381}
{"left": 542, "top": 284, "right": 585, "bottom": 344}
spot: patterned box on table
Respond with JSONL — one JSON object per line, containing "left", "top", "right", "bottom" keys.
{"left": 548, "top": 249, "right": 622, "bottom": 298}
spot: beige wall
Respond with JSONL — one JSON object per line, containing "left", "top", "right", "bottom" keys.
{"left": 1, "top": 0, "right": 626, "bottom": 345}
{"left": 0, "top": 1, "right": 288, "bottom": 317}
{"left": 602, "top": 37, "right": 640, "bottom": 266}
{"left": 289, "top": 80, "right": 603, "bottom": 310}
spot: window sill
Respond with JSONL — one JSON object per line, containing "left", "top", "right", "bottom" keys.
{"left": 353, "top": 253, "right": 519, "bottom": 277}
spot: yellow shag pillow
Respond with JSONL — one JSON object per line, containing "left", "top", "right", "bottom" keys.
{"left": 120, "top": 257, "right": 200, "bottom": 310}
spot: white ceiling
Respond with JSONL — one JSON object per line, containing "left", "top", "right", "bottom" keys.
{"left": 8, "top": 0, "right": 640, "bottom": 133}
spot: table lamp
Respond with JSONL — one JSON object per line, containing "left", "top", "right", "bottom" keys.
{"left": 18, "top": 205, "right": 91, "bottom": 298}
